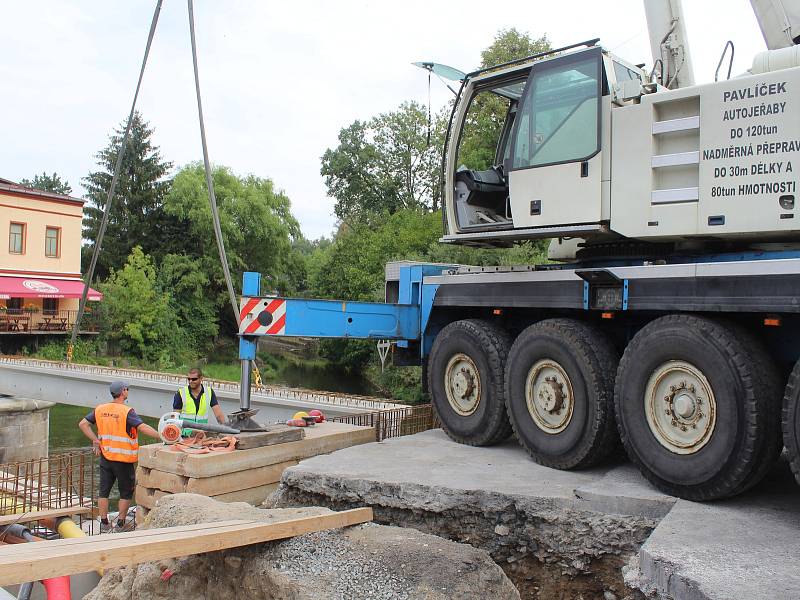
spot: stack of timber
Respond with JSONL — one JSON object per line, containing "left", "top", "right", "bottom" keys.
{"left": 135, "top": 422, "right": 375, "bottom": 523}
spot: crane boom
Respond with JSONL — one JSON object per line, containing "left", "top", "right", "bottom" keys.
{"left": 750, "top": 0, "right": 800, "bottom": 49}
{"left": 643, "top": 0, "right": 695, "bottom": 88}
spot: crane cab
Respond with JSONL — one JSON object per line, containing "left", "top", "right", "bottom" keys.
{"left": 443, "top": 42, "right": 643, "bottom": 247}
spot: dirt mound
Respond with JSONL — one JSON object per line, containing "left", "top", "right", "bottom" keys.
{"left": 85, "top": 493, "right": 518, "bottom": 600}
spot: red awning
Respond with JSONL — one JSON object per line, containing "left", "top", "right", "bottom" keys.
{"left": 0, "top": 277, "right": 102, "bottom": 300}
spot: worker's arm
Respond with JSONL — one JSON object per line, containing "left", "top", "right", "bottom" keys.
{"left": 212, "top": 403, "right": 226, "bottom": 424}
{"left": 137, "top": 423, "right": 160, "bottom": 440}
{"left": 78, "top": 418, "right": 101, "bottom": 456}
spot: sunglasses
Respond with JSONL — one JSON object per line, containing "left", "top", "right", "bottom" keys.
{"left": 187, "top": 377, "right": 200, "bottom": 382}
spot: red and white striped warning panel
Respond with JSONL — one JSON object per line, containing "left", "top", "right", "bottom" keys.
{"left": 239, "top": 297, "right": 286, "bottom": 335}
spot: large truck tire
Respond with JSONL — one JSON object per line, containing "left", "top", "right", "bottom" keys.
{"left": 725, "top": 324, "right": 783, "bottom": 495}
{"left": 504, "top": 319, "right": 619, "bottom": 469}
{"left": 427, "top": 319, "right": 513, "bottom": 446}
{"left": 782, "top": 360, "right": 800, "bottom": 486}
{"left": 615, "top": 314, "right": 775, "bottom": 501}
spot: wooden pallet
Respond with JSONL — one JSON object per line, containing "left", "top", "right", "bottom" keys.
{"left": 0, "top": 507, "right": 373, "bottom": 585}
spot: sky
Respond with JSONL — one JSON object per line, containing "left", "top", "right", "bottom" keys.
{"left": 0, "top": 1, "right": 766, "bottom": 240}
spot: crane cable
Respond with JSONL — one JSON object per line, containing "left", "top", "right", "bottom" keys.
{"left": 68, "top": 0, "right": 263, "bottom": 389}
{"left": 187, "top": 0, "right": 263, "bottom": 389}
{"left": 67, "top": 0, "right": 164, "bottom": 362}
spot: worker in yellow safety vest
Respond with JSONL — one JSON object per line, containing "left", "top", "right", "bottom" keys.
{"left": 173, "top": 367, "right": 227, "bottom": 436}
{"left": 78, "top": 381, "right": 160, "bottom": 532}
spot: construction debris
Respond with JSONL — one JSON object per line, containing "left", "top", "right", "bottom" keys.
{"left": 86, "top": 494, "right": 519, "bottom": 600}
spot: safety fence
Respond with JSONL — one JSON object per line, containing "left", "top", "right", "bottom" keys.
{"left": 0, "top": 450, "right": 96, "bottom": 537}
{"left": 331, "top": 403, "right": 439, "bottom": 441}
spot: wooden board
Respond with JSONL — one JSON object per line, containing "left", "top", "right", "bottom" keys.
{"left": 212, "top": 483, "right": 279, "bottom": 504}
{"left": 138, "top": 422, "right": 375, "bottom": 478}
{"left": 135, "top": 482, "right": 281, "bottom": 510}
{"left": 0, "top": 508, "right": 373, "bottom": 585}
{"left": 0, "top": 506, "right": 91, "bottom": 527}
{"left": 236, "top": 426, "right": 303, "bottom": 450}
{"left": 138, "top": 460, "right": 297, "bottom": 496}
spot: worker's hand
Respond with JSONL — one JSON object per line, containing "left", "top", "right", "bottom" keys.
{"left": 92, "top": 439, "right": 101, "bottom": 456}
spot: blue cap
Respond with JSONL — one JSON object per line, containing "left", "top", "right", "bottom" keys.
{"left": 110, "top": 381, "right": 128, "bottom": 398}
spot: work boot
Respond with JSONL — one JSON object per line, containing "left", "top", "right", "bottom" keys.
{"left": 112, "top": 519, "right": 133, "bottom": 533}
{"left": 99, "top": 519, "right": 112, "bottom": 533}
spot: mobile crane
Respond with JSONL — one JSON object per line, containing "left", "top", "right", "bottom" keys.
{"left": 238, "top": 0, "right": 800, "bottom": 501}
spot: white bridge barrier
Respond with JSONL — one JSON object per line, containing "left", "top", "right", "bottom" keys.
{"left": 0, "top": 356, "right": 402, "bottom": 422}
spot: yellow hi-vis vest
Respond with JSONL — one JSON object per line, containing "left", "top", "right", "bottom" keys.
{"left": 95, "top": 403, "right": 139, "bottom": 463}
{"left": 179, "top": 386, "right": 211, "bottom": 436}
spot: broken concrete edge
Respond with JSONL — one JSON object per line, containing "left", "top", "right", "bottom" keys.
{"left": 271, "top": 470, "right": 659, "bottom": 574}
{"left": 280, "top": 463, "right": 677, "bottom": 521}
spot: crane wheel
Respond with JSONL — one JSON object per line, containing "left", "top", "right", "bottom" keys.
{"left": 782, "top": 360, "right": 800, "bottom": 486}
{"left": 427, "top": 319, "right": 513, "bottom": 446}
{"left": 504, "top": 319, "right": 619, "bottom": 470}
{"left": 615, "top": 315, "right": 776, "bottom": 501}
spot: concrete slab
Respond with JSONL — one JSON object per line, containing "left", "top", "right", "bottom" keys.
{"left": 282, "top": 429, "right": 666, "bottom": 517}
{"left": 275, "top": 429, "right": 800, "bottom": 600}
{"left": 630, "top": 463, "right": 800, "bottom": 600}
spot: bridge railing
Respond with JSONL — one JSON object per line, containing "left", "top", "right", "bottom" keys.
{"left": 0, "top": 355, "right": 401, "bottom": 411}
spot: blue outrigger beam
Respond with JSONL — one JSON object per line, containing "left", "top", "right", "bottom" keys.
{"left": 237, "top": 265, "right": 452, "bottom": 362}
{"left": 238, "top": 296, "right": 421, "bottom": 340}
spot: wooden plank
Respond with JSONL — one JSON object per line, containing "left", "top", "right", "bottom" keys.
{"left": 138, "top": 460, "right": 296, "bottom": 496}
{"left": 0, "top": 506, "right": 91, "bottom": 526}
{"left": 138, "top": 422, "right": 376, "bottom": 478}
{"left": 236, "top": 426, "right": 303, "bottom": 450}
{"left": 211, "top": 482, "right": 279, "bottom": 505}
{"left": 0, "top": 508, "right": 373, "bottom": 585}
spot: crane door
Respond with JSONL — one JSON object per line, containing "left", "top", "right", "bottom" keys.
{"left": 508, "top": 47, "right": 603, "bottom": 229}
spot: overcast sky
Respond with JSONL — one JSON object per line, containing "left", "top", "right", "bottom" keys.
{"left": 0, "top": 1, "right": 766, "bottom": 240}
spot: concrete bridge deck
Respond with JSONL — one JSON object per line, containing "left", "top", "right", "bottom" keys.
{"left": 0, "top": 356, "right": 402, "bottom": 422}
{"left": 273, "top": 429, "right": 800, "bottom": 600}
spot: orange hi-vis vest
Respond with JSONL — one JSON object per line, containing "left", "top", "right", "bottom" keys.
{"left": 94, "top": 403, "right": 139, "bottom": 463}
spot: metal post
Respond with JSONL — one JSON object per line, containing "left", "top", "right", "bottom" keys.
{"left": 240, "top": 358, "right": 252, "bottom": 411}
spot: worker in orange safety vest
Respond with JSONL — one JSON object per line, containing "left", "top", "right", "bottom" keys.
{"left": 78, "top": 381, "right": 159, "bottom": 532}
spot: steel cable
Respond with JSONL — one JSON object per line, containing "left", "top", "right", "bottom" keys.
{"left": 67, "top": 0, "right": 164, "bottom": 361}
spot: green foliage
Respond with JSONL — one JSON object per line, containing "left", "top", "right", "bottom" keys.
{"left": 321, "top": 101, "right": 445, "bottom": 225}
{"left": 157, "top": 254, "right": 220, "bottom": 349}
{"left": 33, "top": 338, "right": 98, "bottom": 363}
{"left": 165, "top": 164, "right": 301, "bottom": 325}
{"left": 82, "top": 111, "right": 176, "bottom": 278}
{"left": 479, "top": 28, "right": 550, "bottom": 70}
{"left": 366, "top": 364, "right": 426, "bottom": 404}
{"left": 98, "top": 247, "right": 190, "bottom": 365}
{"left": 19, "top": 172, "right": 73, "bottom": 195}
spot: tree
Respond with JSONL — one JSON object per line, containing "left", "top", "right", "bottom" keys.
{"left": 82, "top": 111, "right": 176, "bottom": 278}
{"left": 19, "top": 172, "right": 72, "bottom": 195}
{"left": 321, "top": 101, "right": 444, "bottom": 225}
{"left": 165, "top": 164, "right": 301, "bottom": 333}
{"left": 98, "top": 246, "right": 188, "bottom": 364}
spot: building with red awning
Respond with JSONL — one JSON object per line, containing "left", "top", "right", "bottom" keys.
{"left": 0, "top": 178, "right": 102, "bottom": 335}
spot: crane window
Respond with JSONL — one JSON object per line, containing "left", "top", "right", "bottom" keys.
{"left": 512, "top": 52, "right": 601, "bottom": 169}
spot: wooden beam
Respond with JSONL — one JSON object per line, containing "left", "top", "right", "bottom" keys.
{"left": 0, "top": 507, "right": 373, "bottom": 585}
{"left": 0, "top": 506, "right": 90, "bottom": 527}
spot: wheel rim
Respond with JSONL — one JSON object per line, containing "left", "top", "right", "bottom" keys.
{"left": 444, "top": 353, "right": 482, "bottom": 416}
{"left": 524, "top": 359, "right": 574, "bottom": 434}
{"left": 644, "top": 360, "right": 717, "bottom": 454}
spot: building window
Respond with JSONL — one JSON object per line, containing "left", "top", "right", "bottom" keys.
{"left": 45, "top": 227, "right": 60, "bottom": 258}
{"left": 43, "top": 298, "right": 59, "bottom": 315}
{"left": 9, "top": 223, "right": 25, "bottom": 254}
{"left": 6, "top": 298, "right": 22, "bottom": 313}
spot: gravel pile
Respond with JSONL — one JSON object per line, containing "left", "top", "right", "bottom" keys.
{"left": 273, "top": 527, "right": 412, "bottom": 600}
